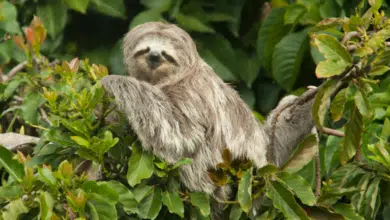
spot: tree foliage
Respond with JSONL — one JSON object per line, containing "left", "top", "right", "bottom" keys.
{"left": 1, "top": 0, "right": 390, "bottom": 219}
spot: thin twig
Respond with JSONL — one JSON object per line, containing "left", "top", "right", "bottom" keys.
{"left": 0, "top": 33, "right": 11, "bottom": 44}
{"left": 322, "top": 127, "right": 344, "bottom": 137}
{"left": 4, "top": 61, "right": 28, "bottom": 82}
{"left": 342, "top": 31, "right": 360, "bottom": 44}
{"left": 40, "top": 107, "right": 52, "bottom": 126}
{"left": 311, "top": 127, "right": 321, "bottom": 198}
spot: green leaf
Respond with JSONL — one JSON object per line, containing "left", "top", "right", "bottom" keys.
{"left": 90, "top": 0, "right": 126, "bottom": 18}
{"left": 170, "top": 158, "right": 192, "bottom": 170}
{"left": 272, "top": 29, "right": 309, "bottom": 91}
{"left": 133, "top": 184, "right": 153, "bottom": 203}
{"left": 229, "top": 204, "right": 243, "bottom": 220}
{"left": 282, "top": 134, "right": 318, "bottom": 173}
{"left": 340, "top": 105, "right": 363, "bottom": 165}
{"left": 190, "top": 192, "right": 210, "bottom": 217}
{"left": 257, "top": 8, "right": 290, "bottom": 74}
{"left": 277, "top": 172, "right": 316, "bottom": 206}
{"left": 0, "top": 185, "right": 23, "bottom": 199}
{"left": 175, "top": 13, "right": 215, "bottom": 33}
{"left": 0, "top": 2, "right": 21, "bottom": 34}
{"left": 37, "top": 1, "right": 68, "bottom": 38}
{"left": 127, "top": 142, "right": 154, "bottom": 187}
{"left": 313, "top": 34, "right": 352, "bottom": 77}
{"left": 257, "top": 164, "right": 279, "bottom": 177}
{"left": 0, "top": 146, "right": 25, "bottom": 182}
{"left": 138, "top": 187, "right": 162, "bottom": 219}
{"left": 106, "top": 181, "right": 138, "bottom": 213}
{"left": 141, "top": 0, "right": 171, "bottom": 12}
{"left": 316, "top": 60, "right": 350, "bottom": 78}
{"left": 237, "top": 168, "right": 252, "bottom": 213}
{"left": 197, "top": 48, "right": 236, "bottom": 81}
{"left": 71, "top": 136, "right": 90, "bottom": 147}
{"left": 129, "top": 10, "right": 164, "bottom": 30}
{"left": 38, "top": 167, "right": 57, "bottom": 187}
{"left": 162, "top": 190, "right": 184, "bottom": 218}
{"left": 83, "top": 181, "right": 119, "bottom": 204}
{"left": 284, "top": 4, "right": 307, "bottom": 24}
{"left": 1, "top": 78, "right": 25, "bottom": 100}
{"left": 324, "top": 136, "right": 342, "bottom": 174}
{"left": 369, "top": 65, "right": 390, "bottom": 76}
{"left": 313, "top": 34, "right": 351, "bottom": 62}
{"left": 310, "top": 17, "right": 345, "bottom": 32}
{"left": 88, "top": 194, "right": 118, "bottom": 220}
{"left": 64, "top": 0, "right": 90, "bottom": 13}
{"left": 318, "top": 187, "right": 359, "bottom": 206}
{"left": 1, "top": 199, "right": 29, "bottom": 220}
{"left": 39, "top": 191, "right": 55, "bottom": 220}
{"left": 333, "top": 203, "right": 364, "bottom": 220}
{"left": 21, "top": 92, "right": 43, "bottom": 125}
{"left": 312, "top": 79, "right": 337, "bottom": 128}
{"left": 330, "top": 88, "right": 347, "bottom": 121}
{"left": 266, "top": 180, "right": 310, "bottom": 220}
{"left": 354, "top": 89, "right": 370, "bottom": 117}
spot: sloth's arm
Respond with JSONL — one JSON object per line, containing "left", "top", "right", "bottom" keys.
{"left": 264, "top": 94, "right": 315, "bottom": 167}
{"left": 100, "top": 75, "right": 200, "bottom": 162}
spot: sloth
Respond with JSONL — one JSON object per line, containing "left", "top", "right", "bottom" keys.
{"left": 100, "top": 22, "right": 314, "bottom": 202}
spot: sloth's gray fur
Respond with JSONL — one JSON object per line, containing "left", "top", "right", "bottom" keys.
{"left": 101, "top": 22, "right": 314, "bottom": 202}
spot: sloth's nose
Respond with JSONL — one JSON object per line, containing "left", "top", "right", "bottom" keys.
{"left": 147, "top": 51, "right": 161, "bottom": 68}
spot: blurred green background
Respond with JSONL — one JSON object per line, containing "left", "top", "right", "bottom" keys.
{"left": 1, "top": 0, "right": 388, "bottom": 115}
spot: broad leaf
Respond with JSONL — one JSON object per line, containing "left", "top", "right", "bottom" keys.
{"left": 0, "top": 146, "right": 25, "bottom": 182}
{"left": 355, "top": 88, "right": 370, "bottom": 117}
{"left": 90, "top": 0, "right": 126, "bottom": 18}
{"left": 316, "top": 60, "right": 350, "bottom": 78}
{"left": 272, "top": 29, "right": 309, "bottom": 91}
{"left": 127, "top": 142, "right": 154, "bottom": 187}
{"left": 330, "top": 88, "right": 347, "bottom": 121}
{"left": 175, "top": 13, "right": 215, "bottom": 33}
{"left": 83, "top": 181, "right": 119, "bottom": 204}
{"left": 190, "top": 192, "right": 210, "bottom": 217}
{"left": 37, "top": 1, "right": 68, "bottom": 38}
{"left": 64, "top": 0, "right": 90, "bottom": 13}
{"left": 266, "top": 180, "right": 310, "bottom": 220}
{"left": 129, "top": 10, "right": 163, "bottom": 30}
{"left": 141, "top": 0, "right": 172, "bottom": 12}
{"left": 106, "top": 181, "right": 138, "bottom": 213}
{"left": 39, "top": 191, "right": 55, "bottom": 220}
{"left": 88, "top": 194, "right": 118, "bottom": 220}
{"left": 278, "top": 171, "right": 316, "bottom": 206}
{"left": 237, "top": 169, "right": 253, "bottom": 213}
{"left": 340, "top": 105, "right": 363, "bottom": 165}
{"left": 138, "top": 187, "right": 162, "bottom": 220}
{"left": 312, "top": 79, "right": 337, "bottom": 128}
{"left": 313, "top": 34, "right": 351, "bottom": 63}
{"left": 21, "top": 92, "right": 43, "bottom": 125}
{"left": 1, "top": 199, "right": 29, "bottom": 220}
{"left": 257, "top": 8, "right": 291, "bottom": 74}
{"left": 333, "top": 203, "right": 364, "bottom": 220}
{"left": 284, "top": 4, "right": 307, "bottom": 24}
{"left": 282, "top": 134, "right": 318, "bottom": 173}
{"left": 162, "top": 190, "right": 184, "bottom": 218}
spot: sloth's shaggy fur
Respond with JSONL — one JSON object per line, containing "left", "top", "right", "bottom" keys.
{"left": 101, "top": 22, "right": 314, "bottom": 204}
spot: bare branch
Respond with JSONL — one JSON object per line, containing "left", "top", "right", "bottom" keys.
{"left": 40, "top": 107, "right": 52, "bottom": 126}
{"left": 342, "top": 31, "right": 360, "bottom": 44}
{"left": 322, "top": 127, "right": 344, "bottom": 137}
{"left": 4, "top": 61, "right": 28, "bottom": 82}
{"left": 0, "top": 33, "right": 11, "bottom": 44}
{"left": 311, "top": 127, "right": 321, "bottom": 198}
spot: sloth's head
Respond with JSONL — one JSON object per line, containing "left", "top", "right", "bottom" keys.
{"left": 123, "top": 22, "right": 199, "bottom": 84}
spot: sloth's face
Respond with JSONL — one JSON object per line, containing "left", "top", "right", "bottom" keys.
{"left": 132, "top": 36, "right": 179, "bottom": 84}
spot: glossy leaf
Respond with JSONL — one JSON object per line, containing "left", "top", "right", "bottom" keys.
{"left": 162, "top": 190, "right": 184, "bottom": 218}
{"left": 190, "top": 192, "right": 210, "bottom": 217}
{"left": 129, "top": 10, "right": 163, "bottom": 30}
{"left": 138, "top": 187, "right": 162, "bottom": 219}
{"left": 272, "top": 29, "right": 309, "bottom": 91}
{"left": 175, "top": 13, "right": 215, "bottom": 33}
{"left": 1, "top": 199, "right": 29, "bottom": 219}
{"left": 88, "top": 194, "right": 118, "bottom": 220}
{"left": 127, "top": 142, "right": 154, "bottom": 187}
{"left": 278, "top": 171, "right": 316, "bottom": 206}
{"left": 106, "top": 181, "right": 138, "bottom": 213}
{"left": 237, "top": 168, "right": 253, "bottom": 213}
{"left": 21, "top": 92, "right": 43, "bottom": 125}
{"left": 37, "top": 1, "right": 68, "bottom": 38}
{"left": 90, "top": 0, "right": 126, "bottom": 18}
{"left": 64, "top": 0, "right": 90, "bottom": 13}
{"left": 333, "top": 203, "right": 364, "bottom": 220}
{"left": 0, "top": 146, "right": 25, "bottom": 182}
{"left": 266, "top": 180, "right": 310, "bottom": 220}
{"left": 282, "top": 134, "right": 318, "bottom": 173}
{"left": 257, "top": 8, "right": 290, "bottom": 74}
{"left": 39, "top": 191, "right": 55, "bottom": 220}
{"left": 340, "top": 105, "right": 363, "bottom": 165}
{"left": 330, "top": 88, "right": 347, "bottom": 121}
{"left": 312, "top": 79, "right": 337, "bottom": 128}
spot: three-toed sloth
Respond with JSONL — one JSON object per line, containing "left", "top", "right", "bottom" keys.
{"left": 101, "top": 22, "right": 314, "bottom": 202}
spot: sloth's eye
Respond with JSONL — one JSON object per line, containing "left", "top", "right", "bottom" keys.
{"left": 162, "top": 51, "right": 178, "bottom": 65}
{"left": 133, "top": 47, "right": 150, "bottom": 57}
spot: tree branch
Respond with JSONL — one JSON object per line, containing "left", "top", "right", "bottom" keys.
{"left": 322, "top": 127, "right": 344, "bottom": 137}
{"left": 3, "top": 61, "right": 28, "bottom": 82}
